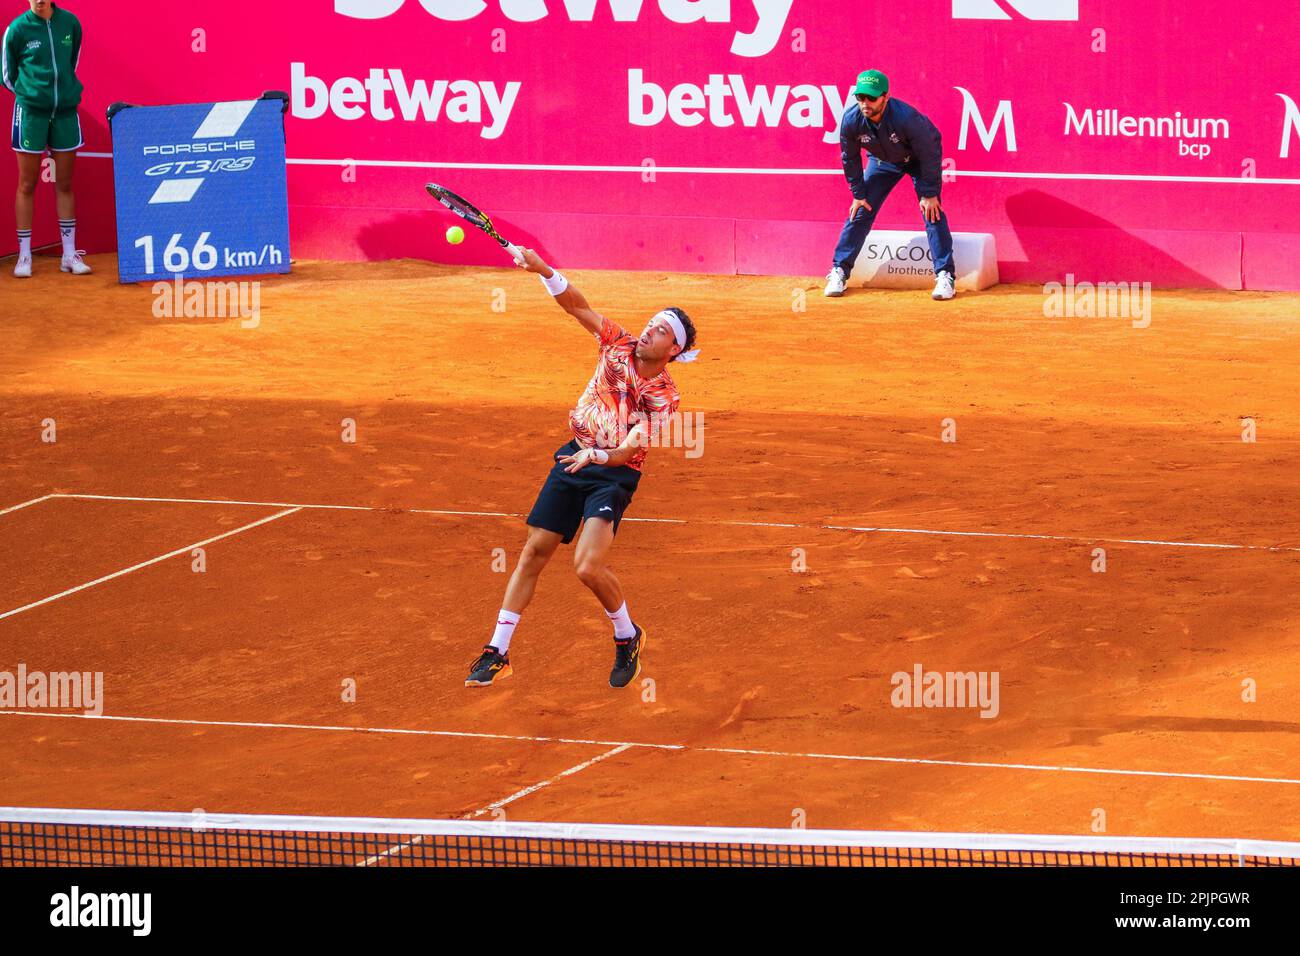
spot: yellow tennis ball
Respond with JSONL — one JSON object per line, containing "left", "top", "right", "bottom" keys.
{"left": 446, "top": 226, "right": 465, "bottom": 245}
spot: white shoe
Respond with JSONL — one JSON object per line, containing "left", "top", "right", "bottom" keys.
{"left": 823, "top": 266, "right": 847, "bottom": 297}
{"left": 14, "top": 255, "right": 33, "bottom": 278}
{"left": 61, "top": 250, "right": 92, "bottom": 275}
{"left": 931, "top": 271, "right": 955, "bottom": 300}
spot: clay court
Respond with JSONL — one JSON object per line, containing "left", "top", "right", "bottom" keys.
{"left": 3, "top": 256, "right": 1299, "bottom": 848}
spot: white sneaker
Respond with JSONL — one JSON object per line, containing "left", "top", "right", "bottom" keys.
{"left": 61, "top": 250, "right": 92, "bottom": 275}
{"left": 823, "top": 266, "right": 847, "bottom": 297}
{"left": 931, "top": 271, "right": 955, "bottom": 300}
{"left": 14, "top": 255, "right": 33, "bottom": 278}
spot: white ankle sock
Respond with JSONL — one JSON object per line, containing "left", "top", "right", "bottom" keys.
{"left": 59, "top": 219, "right": 76, "bottom": 257}
{"left": 606, "top": 602, "right": 636, "bottom": 641}
{"left": 490, "top": 610, "right": 521, "bottom": 653}
{"left": 17, "top": 231, "right": 31, "bottom": 259}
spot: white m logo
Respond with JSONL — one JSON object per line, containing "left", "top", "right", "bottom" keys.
{"left": 1279, "top": 93, "right": 1300, "bottom": 159}
{"left": 955, "top": 87, "right": 1017, "bottom": 152}
{"left": 953, "top": 0, "right": 1078, "bottom": 19}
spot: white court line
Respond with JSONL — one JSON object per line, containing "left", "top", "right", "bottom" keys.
{"left": 60, "top": 493, "right": 517, "bottom": 519}
{"left": 4, "top": 710, "right": 1299, "bottom": 787}
{"left": 44, "top": 493, "right": 1300, "bottom": 554}
{"left": 823, "top": 523, "right": 1300, "bottom": 553}
{"left": 57, "top": 493, "right": 375, "bottom": 512}
{"left": 701, "top": 745, "right": 1300, "bottom": 786}
{"left": 0, "top": 508, "right": 301, "bottom": 622}
{"left": 0, "top": 495, "right": 55, "bottom": 517}
{"left": 357, "top": 743, "right": 634, "bottom": 866}
{"left": 463, "top": 744, "right": 635, "bottom": 820}
{"left": 0, "top": 710, "right": 681, "bottom": 752}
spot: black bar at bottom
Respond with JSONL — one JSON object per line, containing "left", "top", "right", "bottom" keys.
{"left": 0, "top": 866, "right": 1295, "bottom": 942}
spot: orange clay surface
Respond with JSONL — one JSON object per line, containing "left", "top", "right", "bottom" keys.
{"left": 2, "top": 254, "right": 1300, "bottom": 842}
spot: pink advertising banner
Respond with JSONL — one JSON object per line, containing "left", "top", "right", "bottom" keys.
{"left": 5, "top": 0, "right": 1299, "bottom": 288}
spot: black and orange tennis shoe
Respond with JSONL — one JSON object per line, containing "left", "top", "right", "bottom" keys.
{"left": 609, "top": 625, "right": 646, "bottom": 688}
{"left": 466, "top": 646, "right": 512, "bottom": 687}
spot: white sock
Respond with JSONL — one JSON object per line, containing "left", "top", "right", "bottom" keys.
{"left": 17, "top": 231, "right": 31, "bottom": 259}
{"left": 59, "top": 219, "right": 76, "bottom": 257}
{"left": 606, "top": 601, "right": 636, "bottom": 641}
{"left": 489, "top": 609, "right": 521, "bottom": 654}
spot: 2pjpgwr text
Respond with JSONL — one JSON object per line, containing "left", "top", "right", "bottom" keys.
{"left": 1120, "top": 892, "right": 1251, "bottom": 907}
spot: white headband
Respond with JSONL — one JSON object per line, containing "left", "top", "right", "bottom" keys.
{"left": 653, "top": 310, "right": 700, "bottom": 363}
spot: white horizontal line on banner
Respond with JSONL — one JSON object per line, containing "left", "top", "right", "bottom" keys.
{"left": 954, "top": 169, "right": 1300, "bottom": 186}
{"left": 75, "top": 152, "right": 1300, "bottom": 185}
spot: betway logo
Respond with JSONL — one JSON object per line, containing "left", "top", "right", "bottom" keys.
{"left": 630, "top": 70, "right": 854, "bottom": 145}
{"left": 334, "top": 0, "right": 793, "bottom": 58}
{"left": 291, "top": 63, "right": 520, "bottom": 140}
{"left": 953, "top": 0, "right": 1078, "bottom": 19}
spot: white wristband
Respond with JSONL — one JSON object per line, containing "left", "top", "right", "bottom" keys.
{"left": 590, "top": 448, "right": 610, "bottom": 464}
{"left": 540, "top": 271, "right": 569, "bottom": 296}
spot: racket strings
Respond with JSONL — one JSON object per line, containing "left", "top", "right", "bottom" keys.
{"left": 430, "top": 187, "right": 489, "bottom": 227}
{"left": 446, "top": 200, "right": 488, "bottom": 227}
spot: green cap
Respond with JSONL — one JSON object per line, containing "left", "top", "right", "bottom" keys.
{"left": 853, "top": 69, "right": 889, "bottom": 98}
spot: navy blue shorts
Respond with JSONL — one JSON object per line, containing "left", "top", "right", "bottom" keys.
{"left": 526, "top": 440, "right": 642, "bottom": 544}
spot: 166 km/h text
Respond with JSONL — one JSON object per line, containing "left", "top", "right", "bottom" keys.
{"left": 133, "top": 233, "right": 285, "bottom": 274}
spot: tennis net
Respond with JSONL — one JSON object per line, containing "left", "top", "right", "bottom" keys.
{"left": 3, "top": 808, "right": 1298, "bottom": 867}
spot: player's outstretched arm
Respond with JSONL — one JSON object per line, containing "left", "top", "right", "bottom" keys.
{"left": 560, "top": 422, "right": 649, "bottom": 473}
{"left": 517, "top": 247, "right": 604, "bottom": 336}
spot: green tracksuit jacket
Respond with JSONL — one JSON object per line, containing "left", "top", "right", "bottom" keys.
{"left": 2, "top": 3, "right": 83, "bottom": 116}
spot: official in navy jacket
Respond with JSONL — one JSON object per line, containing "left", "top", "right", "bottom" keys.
{"left": 825, "top": 70, "right": 956, "bottom": 300}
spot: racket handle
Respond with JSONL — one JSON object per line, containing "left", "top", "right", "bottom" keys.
{"left": 504, "top": 242, "right": 525, "bottom": 267}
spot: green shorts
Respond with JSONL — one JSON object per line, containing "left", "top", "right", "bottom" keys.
{"left": 10, "top": 103, "right": 83, "bottom": 154}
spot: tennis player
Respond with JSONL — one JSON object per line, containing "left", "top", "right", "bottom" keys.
{"left": 3, "top": 0, "right": 89, "bottom": 278}
{"left": 824, "top": 69, "right": 955, "bottom": 301}
{"left": 466, "top": 248, "right": 697, "bottom": 689}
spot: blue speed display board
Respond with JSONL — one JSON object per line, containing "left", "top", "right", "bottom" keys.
{"left": 109, "top": 95, "right": 291, "bottom": 284}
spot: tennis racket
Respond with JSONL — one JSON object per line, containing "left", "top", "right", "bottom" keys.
{"left": 425, "top": 183, "right": 525, "bottom": 266}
